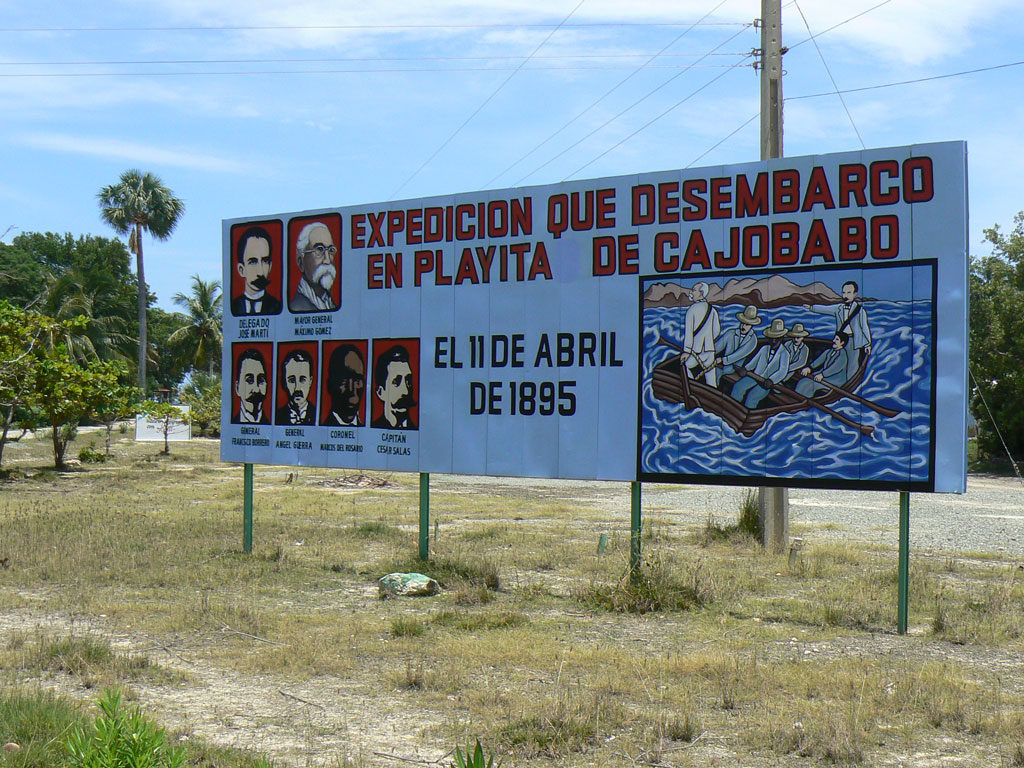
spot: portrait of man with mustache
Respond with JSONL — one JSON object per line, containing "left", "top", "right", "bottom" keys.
{"left": 289, "top": 220, "right": 339, "bottom": 313}
{"left": 371, "top": 342, "right": 417, "bottom": 430}
{"left": 231, "top": 345, "right": 271, "bottom": 425}
{"left": 230, "top": 225, "right": 282, "bottom": 316}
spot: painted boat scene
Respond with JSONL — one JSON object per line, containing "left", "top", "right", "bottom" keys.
{"left": 639, "top": 263, "right": 936, "bottom": 488}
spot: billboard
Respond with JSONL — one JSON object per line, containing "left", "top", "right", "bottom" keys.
{"left": 222, "top": 141, "right": 968, "bottom": 492}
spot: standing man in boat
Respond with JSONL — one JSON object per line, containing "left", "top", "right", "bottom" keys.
{"left": 803, "top": 280, "right": 871, "bottom": 362}
{"left": 713, "top": 305, "right": 761, "bottom": 385}
{"left": 730, "top": 318, "right": 792, "bottom": 408}
{"left": 681, "top": 281, "right": 721, "bottom": 387}
{"left": 795, "top": 333, "right": 853, "bottom": 397}
{"left": 782, "top": 322, "right": 810, "bottom": 382}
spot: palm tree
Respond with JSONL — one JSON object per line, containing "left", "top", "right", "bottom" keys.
{"left": 36, "top": 265, "right": 134, "bottom": 363}
{"left": 169, "top": 275, "right": 223, "bottom": 375}
{"left": 97, "top": 169, "right": 184, "bottom": 392}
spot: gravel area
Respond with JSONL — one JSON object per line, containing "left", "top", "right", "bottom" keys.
{"left": 430, "top": 472, "right": 1024, "bottom": 558}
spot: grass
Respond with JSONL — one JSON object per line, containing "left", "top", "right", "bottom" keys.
{"left": 2, "top": 431, "right": 1024, "bottom": 765}
{"left": 0, "top": 687, "right": 273, "bottom": 768}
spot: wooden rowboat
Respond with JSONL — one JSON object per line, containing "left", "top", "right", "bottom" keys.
{"left": 651, "top": 336, "right": 869, "bottom": 437}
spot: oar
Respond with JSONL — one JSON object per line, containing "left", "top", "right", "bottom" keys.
{"left": 798, "top": 375, "right": 900, "bottom": 418}
{"left": 735, "top": 365, "right": 875, "bottom": 437}
{"left": 656, "top": 334, "right": 696, "bottom": 409}
{"left": 656, "top": 335, "right": 716, "bottom": 376}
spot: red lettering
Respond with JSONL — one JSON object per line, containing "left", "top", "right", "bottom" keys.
{"left": 658, "top": 182, "right": 680, "bottom": 224}
{"left": 570, "top": 191, "right": 594, "bottom": 232}
{"left": 681, "top": 179, "right": 707, "bottom": 221}
{"left": 424, "top": 208, "right": 443, "bottom": 243}
{"left": 736, "top": 173, "right": 768, "bottom": 217}
{"left": 682, "top": 230, "right": 711, "bottom": 270}
{"left": 367, "top": 252, "right": 383, "bottom": 288}
{"left": 596, "top": 188, "right": 616, "bottom": 228}
{"left": 529, "top": 241, "right": 553, "bottom": 280}
{"left": 743, "top": 225, "right": 769, "bottom": 267}
{"left": 487, "top": 201, "right": 507, "bottom": 237}
{"left": 903, "top": 156, "right": 934, "bottom": 203}
{"left": 772, "top": 221, "right": 799, "bottom": 265}
{"left": 717, "top": 228, "right": 739, "bottom": 268}
{"left": 406, "top": 209, "right": 423, "bottom": 244}
{"left": 618, "top": 234, "right": 639, "bottom": 274}
{"left": 385, "top": 252, "right": 402, "bottom": 287}
{"left": 455, "top": 204, "right": 475, "bottom": 240}
{"left": 800, "top": 219, "right": 835, "bottom": 263}
{"left": 454, "top": 249, "right": 479, "bottom": 284}
{"left": 387, "top": 210, "right": 404, "bottom": 246}
{"left": 872, "top": 215, "right": 899, "bottom": 259}
{"left": 801, "top": 166, "right": 835, "bottom": 211}
{"left": 414, "top": 249, "right": 434, "bottom": 286}
{"left": 839, "top": 217, "right": 866, "bottom": 260}
{"left": 870, "top": 160, "right": 900, "bottom": 206}
{"left": 654, "top": 231, "right": 679, "bottom": 272}
{"left": 773, "top": 170, "right": 800, "bottom": 213}
{"left": 351, "top": 213, "right": 367, "bottom": 248}
{"left": 710, "top": 177, "right": 732, "bottom": 219}
{"left": 592, "top": 236, "right": 616, "bottom": 276}
{"left": 367, "top": 211, "right": 386, "bottom": 248}
{"left": 632, "top": 185, "right": 655, "bottom": 226}
{"left": 839, "top": 164, "right": 867, "bottom": 208}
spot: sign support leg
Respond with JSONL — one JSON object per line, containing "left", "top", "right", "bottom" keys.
{"left": 630, "top": 481, "right": 642, "bottom": 582}
{"left": 243, "top": 463, "right": 253, "bottom": 554}
{"left": 898, "top": 491, "right": 910, "bottom": 634}
{"left": 419, "top": 472, "right": 430, "bottom": 561}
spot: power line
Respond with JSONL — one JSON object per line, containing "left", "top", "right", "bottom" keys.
{"left": 564, "top": 59, "right": 750, "bottom": 180}
{"left": 0, "top": 21, "right": 753, "bottom": 33}
{"left": 686, "top": 111, "right": 758, "bottom": 168}
{"left": 515, "top": 24, "right": 753, "bottom": 186}
{"left": 787, "top": 0, "right": 893, "bottom": 50}
{"left": 483, "top": 0, "right": 744, "bottom": 188}
{"left": 0, "top": 63, "right": 753, "bottom": 78}
{"left": 390, "top": 0, "right": 588, "bottom": 199}
{"left": 794, "top": 0, "right": 865, "bottom": 149}
{"left": 787, "top": 59, "right": 1024, "bottom": 100}
{"left": 0, "top": 52, "right": 752, "bottom": 67}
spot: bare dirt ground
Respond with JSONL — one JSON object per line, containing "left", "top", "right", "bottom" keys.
{"left": 4, "top": 466, "right": 1024, "bottom": 767}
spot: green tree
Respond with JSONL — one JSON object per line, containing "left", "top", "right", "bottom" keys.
{"left": 969, "top": 211, "right": 1024, "bottom": 463}
{"left": 147, "top": 308, "right": 192, "bottom": 392}
{"left": 93, "top": 381, "right": 140, "bottom": 457}
{"left": 0, "top": 301, "right": 69, "bottom": 470}
{"left": 97, "top": 170, "right": 185, "bottom": 393}
{"left": 31, "top": 350, "right": 126, "bottom": 469}
{"left": 169, "top": 275, "right": 222, "bottom": 376}
{"left": 37, "top": 265, "right": 134, "bottom": 363}
{"left": 139, "top": 401, "right": 186, "bottom": 456}
{"left": 181, "top": 371, "right": 221, "bottom": 437}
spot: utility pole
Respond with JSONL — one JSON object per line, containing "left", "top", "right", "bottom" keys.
{"left": 757, "top": 0, "right": 788, "bottom": 553}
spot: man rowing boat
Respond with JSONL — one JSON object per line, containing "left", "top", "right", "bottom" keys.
{"left": 730, "top": 318, "right": 792, "bottom": 408}
{"left": 795, "top": 333, "right": 854, "bottom": 397}
{"left": 713, "top": 304, "right": 761, "bottom": 386}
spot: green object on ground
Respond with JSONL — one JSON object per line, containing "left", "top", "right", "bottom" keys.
{"left": 378, "top": 572, "right": 440, "bottom": 598}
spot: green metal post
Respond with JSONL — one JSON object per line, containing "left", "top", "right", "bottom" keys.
{"left": 630, "top": 481, "right": 642, "bottom": 581}
{"left": 419, "top": 472, "right": 430, "bottom": 561}
{"left": 243, "top": 463, "right": 253, "bottom": 554}
{"left": 897, "top": 491, "right": 910, "bottom": 635}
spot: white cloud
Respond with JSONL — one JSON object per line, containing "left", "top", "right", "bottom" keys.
{"left": 14, "top": 133, "right": 249, "bottom": 173}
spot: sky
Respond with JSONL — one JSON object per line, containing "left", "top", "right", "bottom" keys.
{"left": 1, "top": 0, "right": 1021, "bottom": 310}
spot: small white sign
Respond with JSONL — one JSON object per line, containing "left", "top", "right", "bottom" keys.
{"left": 136, "top": 405, "right": 192, "bottom": 442}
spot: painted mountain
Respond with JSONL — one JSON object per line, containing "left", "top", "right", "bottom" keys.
{"left": 643, "top": 275, "right": 845, "bottom": 309}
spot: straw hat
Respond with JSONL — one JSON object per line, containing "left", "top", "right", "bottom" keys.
{"left": 735, "top": 305, "right": 762, "bottom": 325}
{"left": 788, "top": 322, "right": 810, "bottom": 339}
{"left": 763, "top": 318, "right": 788, "bottom": 338}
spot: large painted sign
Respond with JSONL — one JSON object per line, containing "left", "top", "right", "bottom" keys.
{"left": 222, "top": 141, "right": 968, "bottom": 492}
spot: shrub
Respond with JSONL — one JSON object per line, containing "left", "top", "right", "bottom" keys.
{"left": 66, "top": 688, "right": 184, "bottom": 768}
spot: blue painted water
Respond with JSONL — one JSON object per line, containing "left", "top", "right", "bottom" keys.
{"left": 640, "top": 299, "right": 933, "bottom": 484}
